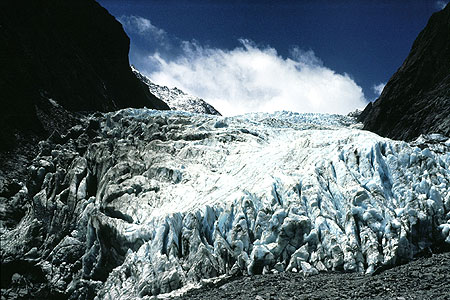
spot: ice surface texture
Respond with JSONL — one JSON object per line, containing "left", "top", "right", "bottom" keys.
{"left": 1, "top": 109, "right": 449, "bottom": 299}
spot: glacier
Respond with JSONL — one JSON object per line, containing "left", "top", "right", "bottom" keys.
{"left": 1, "top": 109, "right": 449, "bottom": 299}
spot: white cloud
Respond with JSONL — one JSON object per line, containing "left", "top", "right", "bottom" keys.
{"left": 119, "top": 16, "right": 168, "bottom": 41}
{"left": 436, "top": 1, "right": 448, "bottom": 10}
{"left": 123, "top": 16, "right": 368, "bottom": 116}
{"left": 372, "top": 83, "right": 386, "bottom": 97}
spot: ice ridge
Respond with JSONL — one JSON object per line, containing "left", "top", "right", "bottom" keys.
{"left": 2, "top": 109, "right": 448, "bottom": 299}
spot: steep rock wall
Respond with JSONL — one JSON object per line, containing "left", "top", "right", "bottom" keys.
{"left": 359, "top": 4, "right": 450, "bottom": 141}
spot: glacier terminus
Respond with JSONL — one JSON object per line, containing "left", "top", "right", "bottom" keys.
{"left": 2, "top": 108, "right": 448, "bottom": 298}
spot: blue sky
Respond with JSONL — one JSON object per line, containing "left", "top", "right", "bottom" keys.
{"left": 98, "top": 0, "right": 448, "bottom": 115}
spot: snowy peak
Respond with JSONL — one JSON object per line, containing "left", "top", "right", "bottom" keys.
{"left": 133, "top": 66, "right": 221, "bottom": 116}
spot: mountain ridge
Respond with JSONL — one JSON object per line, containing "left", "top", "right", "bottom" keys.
{"left": 132, "top": 67, "right": 222, "bottom": 116}
{"left": 359, "top": 3, "right": 450, "bottom": 141}
{"left": 0, "top": 0, "right": 169, "bottom": 152}
{"left": 0, "top": 0, "right": 170, "bottom": 195}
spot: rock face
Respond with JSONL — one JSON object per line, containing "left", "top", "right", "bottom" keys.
{"left": 359, "top": 4, "right": 450, "bottom": 141}
{"left": 1, "top": 108, "right": 449, "bottom": 299}
{"left": 133, "top": 67, "right": 222, "bottom": 116}
{"left": 0, "top": 0, "right": 169, "bottom": 152}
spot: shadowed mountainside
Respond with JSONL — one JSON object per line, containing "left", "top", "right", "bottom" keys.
{"left": 359, "top": 4, "right": 450, "bottom": 141}
{"left": 0, "top": 0, "right": 170, "bottom": 194}
{"left": 0, "top": 0, "right": 169, "bottom": 152}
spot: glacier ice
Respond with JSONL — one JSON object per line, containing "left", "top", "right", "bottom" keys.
{"left": 1, "top": 109, "right": 449, "bottom": 299}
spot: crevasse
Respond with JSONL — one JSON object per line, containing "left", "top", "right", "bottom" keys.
{"left": 4, "top": 109, "right": 448, "bottom": 299}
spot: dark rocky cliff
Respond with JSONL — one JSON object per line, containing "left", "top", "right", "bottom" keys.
{"left": 0, "top": 2, "right": 170, "bottom": 298}
{"left": 359, "top": 4, "right": 450, "bottom": 141}
{"left": 0, "top": 0, "right": 169, "bottom": 151}
{"left": 0, "top": 0, "right": 170, "bottom": 195}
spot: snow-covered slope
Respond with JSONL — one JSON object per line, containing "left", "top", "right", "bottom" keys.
{"left": 1, "top": 109, "right": 449, "bottom": 299}
{"left": 133, "top": 67, "right": 221, "bottom": 116}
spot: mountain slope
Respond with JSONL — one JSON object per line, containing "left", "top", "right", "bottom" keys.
{"left": 0, "top": 0, "right": 170, "bottom": 200}
{"left": 1, "top": 109, "right": 448, "bottom": 299}
{"left": 133, "top": 67, "right": 221, "bottom": 115}
{"left": 0, "top": 0, "right": 169, "bottom": 151}
{"left": 359, "top": 4, "right": 450, "bottom": 141}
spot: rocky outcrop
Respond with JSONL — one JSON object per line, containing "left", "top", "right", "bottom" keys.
{"left": 133, "top": 67, "right": 222, "bottom": 116}
{"left": 359, "top": 4, "right": 450, "bottom": 141}
{"left": 0, "top": 0, "right": 170, "bottom": 203}
{"left": 0, "top": 0, "right": 169, "bottom": 153}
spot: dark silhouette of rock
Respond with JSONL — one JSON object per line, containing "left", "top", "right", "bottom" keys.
{"left": 0, "top": 0, "right": 170, "bottom": 195}
{"left": 0, "top": 0, "right": 169, "bottom": 152}
{"left": 359, "top": 4, "right": 450, "bottom": 141}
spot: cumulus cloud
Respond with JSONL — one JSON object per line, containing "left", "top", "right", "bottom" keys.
{"left": 121, "top": 16, "right": 367, "bottom": 116}
{"left": 372, "top": 83, "right": 386, "bottom": 97}
{"left": 436, "top": 1, "right": 448, "bottom": 10}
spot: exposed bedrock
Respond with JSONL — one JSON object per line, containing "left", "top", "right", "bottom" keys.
{"left": 0, "top": 0, "right": 169, "bottom": 177}
{"left": 359, "top": 4, "right": 450, "bottom": 141}
{"left": 132, "top": 66, "right": 222, "bottom": 116}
